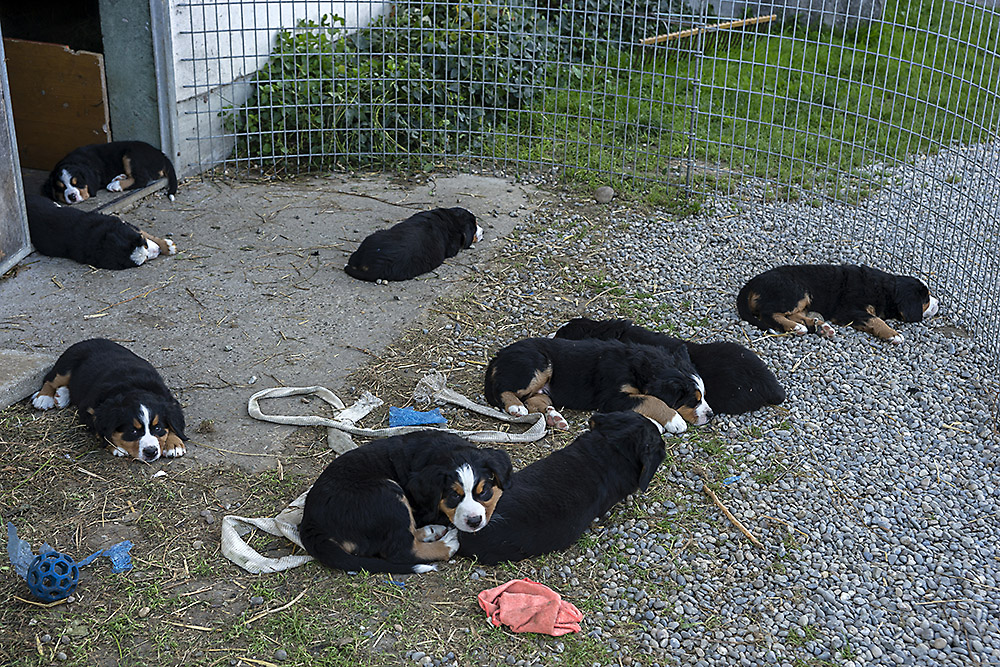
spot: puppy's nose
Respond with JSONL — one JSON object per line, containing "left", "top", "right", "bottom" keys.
{"left": 142, "top": 446, "right": 160, "bottom": 460}
{"left": 465, "top": 515, "right": 482, "bottom": 529}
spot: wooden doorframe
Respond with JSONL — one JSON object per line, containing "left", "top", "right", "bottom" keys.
{"left": 0, "top": 30, "right": 31, "bottom": 276}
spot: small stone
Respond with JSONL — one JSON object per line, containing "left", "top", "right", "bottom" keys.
{"left": 192, "top": 540, "right": 204, "bottom": 550}
{"left": 274, "top": 648, "right": 288, "bottom": 661}
{"left": 138, "top": 607, "right": 151, "bottom": 618}
{"left": 56, "top": 653, "right": 67, "bottom": 662}
{"left": 250, "top": 596, "right": 264, "bottom": 606}
{"left": 595, "top": 186, "right": 615, "bottom": 203}
{"left": 40, "top": 634, "right": 52, "bottom": 644}
{"left": 932, "top": 638, "right": 948, "bottom": 649}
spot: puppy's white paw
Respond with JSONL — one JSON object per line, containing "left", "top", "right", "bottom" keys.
{"left": 145, "top": 238, "right": 161, "bottom": 259}
{"left": 106, "top": 174, "right": 128, "bottom": 192}
{"left": 55, "top": 386, "right": 70, "bottom": 408}
{"left": 507, "top": 404, "right": 529, "bottom": 417}
{"left": 663, "top": 412, "right": 688, "bottom": 434}
{"left": 163, "top": 238, "right": 177, "bottom": 255}
{"left": 545, "top": 406, "right": 569, "bottom": 430}
{"left": 110, "top": 446, "right": 129, "bottom": 457}
{"left": 413, "top": 564, "right": 438, "bottom": 573}
{"left": 417, "top": 524, "right": 449, "bottom": 542}
{"left": 793, "top": 323, "right": 808, "bottom": 335}
{"left": 164, "top": 442, "right": 186, "bottom": 458}
{"left": 441, "top": 527, "right": 460, "bottom": 557}
{"left": 31, "top": 392, "right": 55, "bottom": 410}
{"left": 818, "top": 321, "right": 836, "bottom": 338}
{"left": 890, "top": 334, "right": 904, "bottom": 345}
{"left": 130, "top": 245, "right": 149, "bottom": 266}
{"left": 168, "top": 194, "right": 176, "bottom": 202}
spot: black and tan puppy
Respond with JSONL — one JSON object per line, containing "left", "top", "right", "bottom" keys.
{"left": 555, "top": 317, "right": 785, "bottom": 415}
{"left": 458, "top": 411, "right": 665, "bottom": 564}
{"left": 299, "top": 431, "right": 512, "bottom": 575}
{"left": 344, "top": 207, "right": 483, "bottom": 282}
{"left": 484, "top": 337, "right": 712, "bottom": 434}
{"left": 42, "top": 140, "right": 178, "bottom": 205}
{"left": 737, "top": 264, "right": 939, "bottom": 344}
{"left": 31, "top": 339, "right": 187, "bottom": 462}
{"left": 25, "top": 195, "right": 176, "bottom": 270}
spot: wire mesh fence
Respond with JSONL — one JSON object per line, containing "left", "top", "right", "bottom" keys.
{"left": 177, "top": 0, "right": 1000, "bottom": 350}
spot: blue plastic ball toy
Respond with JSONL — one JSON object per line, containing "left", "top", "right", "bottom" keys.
{"left": 26, "top": 551, "right": 80, "bottom": 602}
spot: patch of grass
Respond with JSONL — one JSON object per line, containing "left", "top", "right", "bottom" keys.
{"left": 753, "top": 468, "right": 778, "bottom": 485}
{"left": 230, "top": 0, "right": 998, "bottom": 202}
{"left": 648, "top": 185, "right": 705, "bottom": 216}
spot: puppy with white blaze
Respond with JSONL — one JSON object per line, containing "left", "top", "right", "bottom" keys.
{"left": 484, "top": 337, "right": 713, "bottom": 435}
{"left": 298, "top": 431, "right": 512, "bottom": 574}
{"left": 31, "top": 338, "right": 187, "bottom": 462}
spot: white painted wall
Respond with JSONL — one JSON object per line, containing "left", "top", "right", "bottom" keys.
{"left": 166, "top": 0, "right": 387, "bottom": 173}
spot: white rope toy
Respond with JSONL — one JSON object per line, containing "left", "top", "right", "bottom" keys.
{"left": 222, "top": 372, "right": 546, "bottom": 573}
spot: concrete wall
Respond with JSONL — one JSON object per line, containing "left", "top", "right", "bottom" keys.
{"left": 0, "top": 33, "right": 30, "bottom": 276}
{"left": 101, "top": 0, "right": 161, "bottom": 148}
{"left": 166, "top": 0, "right": 387, "bottom": 175}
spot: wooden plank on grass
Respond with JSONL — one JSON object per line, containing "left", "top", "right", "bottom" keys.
{"left": 3, "top": 37, "right": 110, "bottom": 170}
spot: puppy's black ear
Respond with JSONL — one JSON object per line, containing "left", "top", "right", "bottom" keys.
{"left": 650, "top": 372, "right": 689, "bottom": 407}
{"left": 636, "top": 428, "right": 666, "bottom": 492}
{"left": 405, "top": 465, "right": 449, "bottom": 510}
{"left": 41, "top": 177, "right": 55, "bottom": 199}
{"left": 895, "top": 278, "right": 928, "bottom": 322}
{"left": 164, "top": 399, "right": 187, "bottom": 441}
{"left": 481, "top": 448, "right": 513, "bottom": 489}
{"left": 92, "top": 394, "right": 129, "bottom": 439}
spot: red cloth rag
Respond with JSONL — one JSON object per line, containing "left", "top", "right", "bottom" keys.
{"left": 477, "top": 578, "right": 583, "bottom": 636}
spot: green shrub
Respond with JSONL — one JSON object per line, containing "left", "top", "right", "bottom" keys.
{"left": 226, "top": 3, "right": 555, "bottom": 170}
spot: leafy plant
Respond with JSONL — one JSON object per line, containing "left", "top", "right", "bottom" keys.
{"left": 226, "top": 2, "right": 555, "bottom": 170}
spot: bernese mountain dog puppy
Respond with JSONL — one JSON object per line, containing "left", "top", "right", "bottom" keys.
{"left": 344, "top": 207, "right": 483, "bottom": 282}
{"left": 42, "top": 140, "right": 178, "bottom": 205}
{"left": 299, "top": 431, "right": 512, "bottom": 575}
{"left": 484, "top": 337, "right": 712, "bottom": 434}
{"left": 555, "top": 317, "right": 786, "bottom": 415}
{"left": 25, "top": 195, "right": 176, "bottom": 270}
{"left": 31, "top": 339, "right": 187, "bottom": 462}
{"left": 737, "top": 264, "right": 940, "bottom": 344}
{"left": 458, "top": 411, "right": 665, "bottom": 564}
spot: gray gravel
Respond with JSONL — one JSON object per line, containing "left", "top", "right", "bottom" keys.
{"left": 448, "top": 149, "right": 999, "bottom": 665}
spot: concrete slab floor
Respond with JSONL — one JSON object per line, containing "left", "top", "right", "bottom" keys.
{"left": 0, "top": 173, "right": 536, "bottom": 471}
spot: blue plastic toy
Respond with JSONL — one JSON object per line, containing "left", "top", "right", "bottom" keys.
{"left": 388, "top": 406, "right": 448, "bottom": 427}
{"left": 7, "top": 523, "right": 134, "bottom": 602}
{"left": 26, "top": 551, "right": 80, "bottom": 602}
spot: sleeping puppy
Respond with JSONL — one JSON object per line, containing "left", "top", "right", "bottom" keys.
{"left": 458, "top": 411, "right": 665, "bottom": 564}
{"left": 484, "top": 337, "right": 712, "bottom": 434}
{"left": 555, "top": 317, "right": 785, "bottom": 415}
{"left": 344, "top": 207, "right": 483, "bottom": 281}
{"left": 25, "top": 195, "right": 176, "bottom": 270}
{"left": 31, "top": 339, "right": 187, "bottom": 462}
{"left": 42, "top": 140, "right": 178, "bottom": 204}
{"left": 299, "top": 431, "right": 512, "bottom": 575}
{"left": 737, "top": 264, "right": 940, "bottom": 344}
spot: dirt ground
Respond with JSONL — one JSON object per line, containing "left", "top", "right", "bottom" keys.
{"left": 0, "top": 172, "right": 533, "bottom": 471}
{"left": 3, "top": 174, "right": 719, "bottom": 667}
